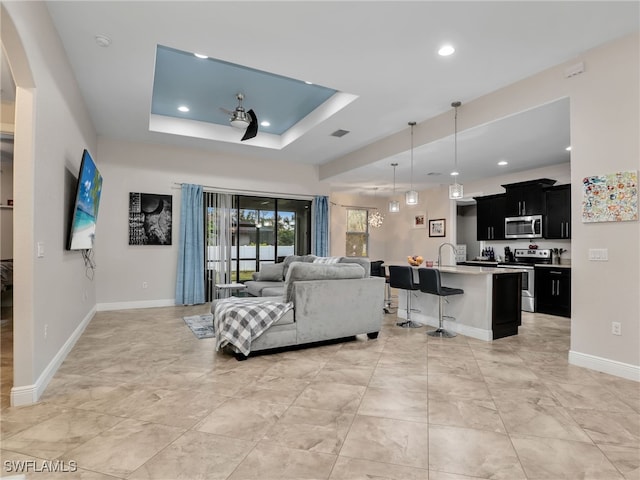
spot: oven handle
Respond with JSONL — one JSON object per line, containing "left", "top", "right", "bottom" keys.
{"left": 497, "top": 265, "right": 534, "bottom": 270}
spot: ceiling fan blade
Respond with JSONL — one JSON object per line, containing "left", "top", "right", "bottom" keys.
{"left": 241, "top": 109, "right": 258, "bottom": 141}
{"left": 219, "top": 107, "right": 234, "bottom": 116}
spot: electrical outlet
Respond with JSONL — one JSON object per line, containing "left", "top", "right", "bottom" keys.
{"left": 611, "top": 322, "right": 622, "bottom": 336}
{"left": 142, "top": 282, "right": 148, "bottom": 289}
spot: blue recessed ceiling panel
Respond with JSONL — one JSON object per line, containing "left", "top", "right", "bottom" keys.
{"left": 151, "top": 45, "right": 338, "bottom": 137}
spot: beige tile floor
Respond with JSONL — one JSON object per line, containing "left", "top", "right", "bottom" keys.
{"left": 1, "top": 305, "right": 639, "bottom": 479}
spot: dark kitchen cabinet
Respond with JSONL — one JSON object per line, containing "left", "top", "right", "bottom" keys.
{"left": 475, "top": 194, "right": 506, "bottom": 240}
{"left": 502, "top": 179, "right": 556, "bottom": 216}
{"left": 545, "top": 184, "right": 571, "bottom": 239}
{"left": 535, "top": 267, "right": 571, "bottom": 317}
{"left": 492, "top": 272, "right": 522, "bottom": 339}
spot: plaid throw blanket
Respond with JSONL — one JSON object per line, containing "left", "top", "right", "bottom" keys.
{"left": 214, "top": 298, "right": 293, "bottom": 355}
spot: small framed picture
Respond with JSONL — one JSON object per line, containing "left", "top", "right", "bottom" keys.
{"left": 429, "top": 218, "right": 446, "bottom": 237}
{"left": 412, "top": 214, "right": 426, "bottom": 228}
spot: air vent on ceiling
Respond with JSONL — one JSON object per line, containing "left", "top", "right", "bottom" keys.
{"left": 330, "top": 129, "right": 350, "bottom": 138}
{"left": 427, "top": 172, "right": 442, "bottom": 176}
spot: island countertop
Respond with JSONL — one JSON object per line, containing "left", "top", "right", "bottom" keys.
{"left": 435, "top": 265, "right": 527, "bottom": 275}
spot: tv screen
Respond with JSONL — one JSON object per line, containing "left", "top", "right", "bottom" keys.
{"left": 67, "top": 149, "right": 103, "bottom": 250}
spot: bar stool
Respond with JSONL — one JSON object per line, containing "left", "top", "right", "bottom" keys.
{"left": 418, "top": 268, "right": 463, "bottom": 338}
{"left": 370, "top": 260, "right": 392, "bottom": 313}
{"left": 388, "top": 265, "right": 422, "bottom": 328}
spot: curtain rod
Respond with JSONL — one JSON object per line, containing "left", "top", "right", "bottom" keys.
{"left": 172, "top": 182, "right": 317, "bottom": 200}
{"left": 330, "top": 201, "right": 379, "bottom": 210}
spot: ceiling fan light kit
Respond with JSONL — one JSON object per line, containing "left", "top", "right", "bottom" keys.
{"left": 221, "top": 93, "right": 259, "bottom": 141}
{"left": 449, "top": 101, "right": 464, "bottom": 200}
{"left": 405, "top": 121, "right": 419, "bottom": 206}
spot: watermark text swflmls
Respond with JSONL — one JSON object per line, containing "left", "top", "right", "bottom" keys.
{"left": 4, "top": 460, "right": 78, "bottom": 473}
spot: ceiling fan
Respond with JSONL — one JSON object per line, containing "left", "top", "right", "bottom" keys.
{"left": 220, "top": 93, "right": 258, "bottom": 141}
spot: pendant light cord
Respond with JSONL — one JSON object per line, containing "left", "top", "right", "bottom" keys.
{"left": 454, "top": 106, "right": 458, "bottom": 173}
{"left": 409, "top": 122, "right": 415, "bottom": 191}
{"left": 392, "top": 163, "right": 397, "bottom": 193}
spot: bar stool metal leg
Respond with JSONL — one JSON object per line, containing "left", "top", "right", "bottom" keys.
{"left": 427, "top": 296, "right": 457, "bottom": 337}
{"left": 397, "top": 290, "right": 422, "bottom": 328}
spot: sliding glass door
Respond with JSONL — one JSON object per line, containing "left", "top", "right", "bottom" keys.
{"left": 204, "top": 193, "right": 311, "bottom": 300}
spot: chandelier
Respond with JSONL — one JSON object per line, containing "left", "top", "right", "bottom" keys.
{"left": 368, "top": 187, "right": 384, "bottom": 228}
{"left": 368, "top": 210, "right": 384, "bottom": 228}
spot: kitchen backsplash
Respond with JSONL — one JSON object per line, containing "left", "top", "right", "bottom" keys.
{"left": 469, "top": 239, "right": 571, "bottom": 264}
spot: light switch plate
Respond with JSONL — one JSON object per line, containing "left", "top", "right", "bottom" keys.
{"left": 588, "top": 248, "right": 608, "bottom": 261}
{"left": 37, "top": 242, "right": 45, "bottom": 258}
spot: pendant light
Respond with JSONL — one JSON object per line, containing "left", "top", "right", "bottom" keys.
{"left": 449, "top": 101, "right": 464, "bottom": 199}
{"left": 368, "top": 188, "right": 384, "bottom": 228}
{"left": 389, "top": 163, "right": 400, "bottom": 212}
{"left": 405, "top": 121, "right": 419, "bottom": 205}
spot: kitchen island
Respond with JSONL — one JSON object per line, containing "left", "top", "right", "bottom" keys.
{"left": 396, "top": 265, "right": 523, "bottom": 340}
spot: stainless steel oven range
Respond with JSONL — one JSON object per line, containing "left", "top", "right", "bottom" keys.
{"left": 497, "top": 248, "right": 551, "bottom": 312}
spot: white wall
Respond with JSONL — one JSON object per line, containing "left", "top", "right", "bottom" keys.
{"left": 567, "top": 34, "right": 639, "bottom": 373}
{"left": 95, "top": 138, "right": 328, "bottom": 309}
{"left": 2, "top": 2, "right": 99, "bottom": 403}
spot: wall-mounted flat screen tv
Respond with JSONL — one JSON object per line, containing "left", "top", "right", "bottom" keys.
{"left": 66, "top": 149, "right": 103, "bottom": 250}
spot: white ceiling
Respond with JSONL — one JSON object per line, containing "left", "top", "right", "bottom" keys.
{"left": 31, "top": 2, "right": 640, "bottom": 193}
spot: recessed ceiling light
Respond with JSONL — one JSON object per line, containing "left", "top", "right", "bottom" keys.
{"left": 565, "top": 146, "right": 572, "bottom": 151}
{"left": 450, "top": 170, "right": 459, "bottom": 176}
{"left": 304, "top": 81, "right": 313, "bottom": 85}
{"left": 498, "top": 160, "right": 508, "bottom": 166}
{"left": 260, "top": 121, "right": 271, "bottom": 127}
{"left": 177, "top": 105, "right": 189, "bottom": 112}
{"left": 438, "top": 44, "right": 455, "bottom": 56}
{"left": 194, "top": 53, "right": 208, "bottom": 59}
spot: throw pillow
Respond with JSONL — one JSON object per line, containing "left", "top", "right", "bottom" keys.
{"left": 313, "top": 256, "right": 341, "bottom": 264}
{"left": 257, "top": 263, "right": 285, "bottom": 281}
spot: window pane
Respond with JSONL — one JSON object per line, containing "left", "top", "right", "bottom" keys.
{"left": 346, "top": 233, "right": 368, "bottom": 257}
{"left": 347, "top": 209, "right": 367, "bottom": 232}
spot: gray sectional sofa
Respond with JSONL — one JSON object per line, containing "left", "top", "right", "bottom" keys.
{"left": 244, "top": 254, "right": 372, "bottom": 297}
{"left": 213, "top": 259, "right": 384, "bottom": 359}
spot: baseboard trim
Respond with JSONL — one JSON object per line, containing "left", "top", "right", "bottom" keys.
{"left": 397, "top": 310, "right": 493, "bottom": 341}
{"left": 97, "top": 299, "right": 175, "bottom": 311}
{"left": 569, "top": 350, "right": 640, "bottom": 382}
{"left": 11, "top": 306, "right": 96, "bottom": 406}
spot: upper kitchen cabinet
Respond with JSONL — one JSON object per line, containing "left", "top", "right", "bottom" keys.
{"left": 502, "top": 179, "right": 557, "bottom": 216}
{"left": 545, "top": 184, "right": 571, "bottom": 239}
{"left": 475, "top": 194, "right": 506, "bottom": 240}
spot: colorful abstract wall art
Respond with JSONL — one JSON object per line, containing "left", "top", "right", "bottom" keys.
{"left": 582, "top": 171, "right": 638, "bottom": 223}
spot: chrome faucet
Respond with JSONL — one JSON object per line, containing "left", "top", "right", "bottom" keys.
{"left": 437, "top": 242, "right": 457, "bottom": 267}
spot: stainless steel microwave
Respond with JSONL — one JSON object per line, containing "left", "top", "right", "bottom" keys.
{"left": 504, "top": 215, "right": 543, "bottom": 239}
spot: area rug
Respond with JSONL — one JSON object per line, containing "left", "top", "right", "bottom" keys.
{"left": 183, "top": 313, "right": 215, "bottom": 339}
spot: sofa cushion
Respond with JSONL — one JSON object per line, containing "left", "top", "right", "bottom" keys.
{"left": 283, "top": 262, "right": 365, "bottom": 303}
{"left": 282, "top": 255, "right": 318, "bottom": 279}
{"left": 245, "top": 280, "right": 284, "bottom": 297}
{"left": 282, "top": 255, "right": 304, "bottom": 279}
{"left": 261, "top": 285, "right": 285, "bottom": 297}
{"left": 338, "top": 257, "right": 371, "bottom": 275}
{"left": 256, "top": 263, "right": 285, "bottom": 281}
